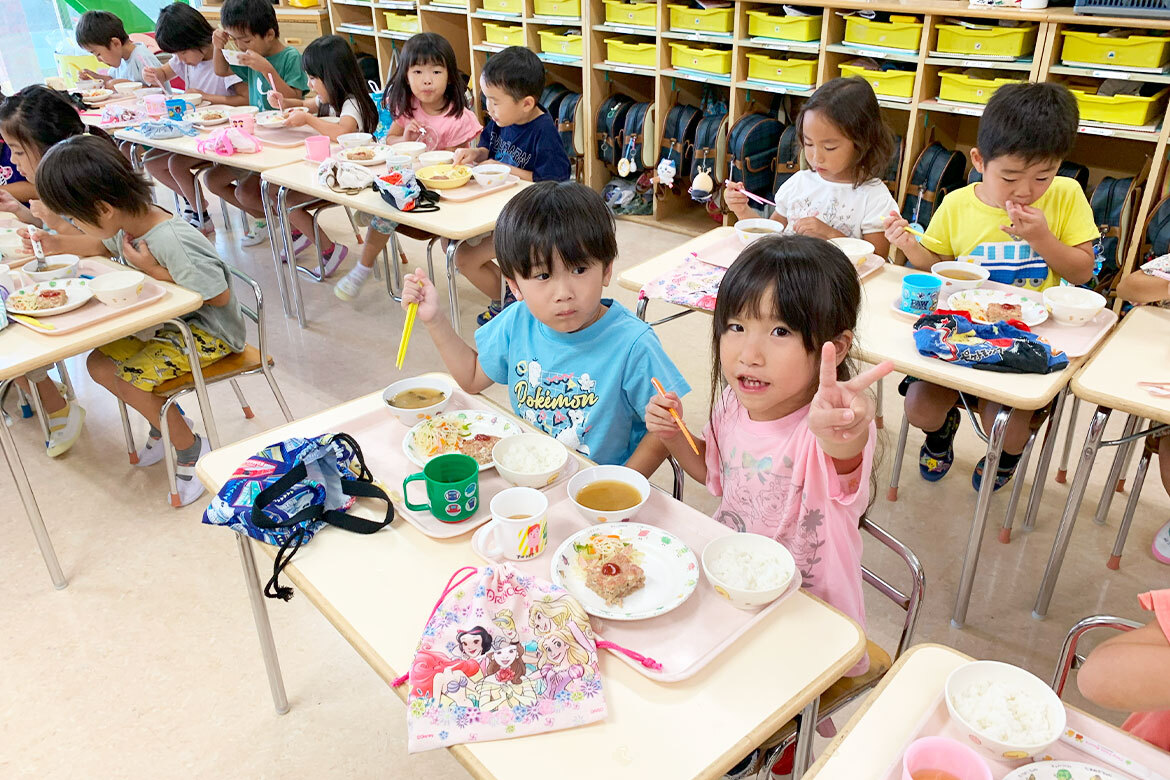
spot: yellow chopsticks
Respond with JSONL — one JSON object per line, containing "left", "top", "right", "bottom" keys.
{"left": 396, "top": 303, "right": 418, "bottom": 370}
{"left": 652, "top": 377, "right": 699, "bottom": 456}
{"left": 10, "top": 313, "right": 55, "bottom": 330}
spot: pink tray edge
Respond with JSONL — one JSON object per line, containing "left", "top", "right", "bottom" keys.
{"left": 12, "top": 259, "right": 168, "bottom": 336}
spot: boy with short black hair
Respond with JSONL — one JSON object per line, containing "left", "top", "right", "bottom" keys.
{"left": 76, "top": 10, "right": 161, "bottom": 86}
{"left": 400, "top": 181, "right": 687, "bottom": 475}
{"left": 885, "top": 82, "right": 1099, "bottom": 492}
{"left": 36, "top": 135, "right": 247, "bottom": 507}
{"left": 454, "top": 46, "right": 571, "bottom": 323}
{"left": 207, "top": 0, "right": 308, "bottom": 245}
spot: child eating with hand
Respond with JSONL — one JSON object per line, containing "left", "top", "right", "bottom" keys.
{"left": 36, "top": 135, "right": 246, "bottom": 507}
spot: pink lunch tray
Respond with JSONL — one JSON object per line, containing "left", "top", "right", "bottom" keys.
{"left": 438, "top": 175, "right": 520, "bottom": 203}
{"left": 879, "top": 692, "right": 1170, "bottom": 779}
{"left": 889, "top": 280, "right": 1118, "bottom": 359}
{"left": 694, "top": 230, "right": 885, "bottom": 280}
{"left": 470, "top": 489, "right": 803, "bottom": 683}
{"left": 252, "top": 124, "right": 319, "bottom": 148}
{"left": 11, "top": 258, "right": 168, "bottom": 336}
{"left": 333, "top": 388, "right": 579, "bottom": 539}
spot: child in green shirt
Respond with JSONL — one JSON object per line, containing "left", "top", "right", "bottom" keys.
{"left": 207, "top": 0, "right": 308, "bottom": 246}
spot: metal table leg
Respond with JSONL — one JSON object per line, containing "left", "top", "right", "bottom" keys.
{"left": 952, "top": 406, "right": 1011, "bottom": 628}
{"left": 1056, "top": 396, "right": 1081, "bottom": 483}
{"left": 636, "top": 294, "right": 648, "bottom": 322}
{"left": 276, "top": 187, "right": 308, "bottom": 329}
{"left": 1033, "top": 406, "right": 1111, "bottom": 620}
{"left": 169, "top": 320, "right": 287, "bottom": 713}
{"left": 791, "top": 698, "right": 820, "bottom": 777}
{"left": 1093, "top": 414, "right": 1140, "bottom": 526}
{"left": 445, "top": 239, "right": 464, "bottom": 337}
{"left": 26, "top": 376, "right": 51, "bottom": 447}
{"left": 0, "top": 378, "right": 66, "bottom": 589}
{"left": 1021, "top": 387, "right": 1067, "bottom": 534}
{"left": 999, "top": 427, "right": 1039, "bottom": 544}
{"left": 259, "top": 182, "right": 292, "bottom": 318}
{"left": 1108, "top": 446, "right": 1152, "bottom": 571}
{"left": 886, "top": 411, "right": 910, "bottom": 502}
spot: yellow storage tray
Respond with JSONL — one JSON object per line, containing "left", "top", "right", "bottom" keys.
{"left": 936, "top": 23, "right": 1037, "bottom": 58}
{"left": 538, "top": 28, "right": 583, "bottom": 57}
{"left": 669, "top": 42, "right": 732, "bottom": 75}
{"left": 745, "top": 53, "right": 816, "bottom": 86}
{"left": 603, "top": 0, "right": 655, "bottom": 28}
{"left": 484, "top": 21, "right": 524, "bottom": 45}
{"left": 533, "top": 0, "right": 580, "bottom": 18}
{"left": 746, "top": 10, "right": 821, "bottom": 43}
{"left": 668, "top": 4, "right": 733, "bottom": 34}
{"left": 605, "top": 36, "right": 657, "bottom": 67}
{"left": 938, "top": 69, "right": 1021, "bottom": 105}
{"left": 431, "top": 0, "right": 468, "bottom": 7}
{"left": 844, "top": 15, "right": 922, "bottom": 53}
{"left": 1061, "top": 30, "right": 1170, "bottom": 70}
{"left": 481, "top": 0, "right": 522, "bottom": 14}
{"left": 383, "top": 11, "right": 420, "bottom": 32}
{"left": 839, "top": 63, "right": 915, "bottom": 99}
{"left": 286, "top": 0, "right": 319, "bottom": 7}
{"left": 1072, "top": 86, "right": 1169, "bottom": 126}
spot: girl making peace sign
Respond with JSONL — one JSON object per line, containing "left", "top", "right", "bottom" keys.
{"left": 646, "top": 234, "right": 892, "bottom": 675}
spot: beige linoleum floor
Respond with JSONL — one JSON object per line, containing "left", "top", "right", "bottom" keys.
{"left": 4, "top": 200, "right": 1169, "bottom": 779}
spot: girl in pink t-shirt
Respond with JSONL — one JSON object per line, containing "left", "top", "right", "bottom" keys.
{"left": 334, "top": 32, "right": 483, "bottom": 302}
{"left": 646, "top": 234, "right": 892, "bottom": 672}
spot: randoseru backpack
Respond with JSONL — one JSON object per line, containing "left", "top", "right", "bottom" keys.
{"left": 596, "top": 94, "right": 635, "bottom": 172}
{"left": 557, "top": 91, "right": 585, "bottom": 180}
{"left": 726, "top": 112, "right": 783, "bottom": 203}
{"left": 656, "top": 100, "right": 702, "bottom": 194}
{"left": 772, "top": 124, "right": 800, "bottom": 195}
{"left": 901, "top": 141, "right": 967, "bottom": 230}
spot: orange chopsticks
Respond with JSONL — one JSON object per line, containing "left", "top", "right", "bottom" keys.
{"left": 651, "top": 377, "right": 699, "bottom": 456}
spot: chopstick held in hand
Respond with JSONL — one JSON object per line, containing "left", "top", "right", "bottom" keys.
{"left": 652, "top": 377, "right": 700, "bottom": 456}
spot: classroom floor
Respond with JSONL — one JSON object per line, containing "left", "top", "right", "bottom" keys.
{"left": 5, "top": 201, "right": 1169, "bottom": 779}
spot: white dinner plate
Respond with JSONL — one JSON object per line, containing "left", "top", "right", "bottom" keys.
{"left": 403, "top": 409, "right": 522, "bottom": 472}
{"left": 946, "top": 288, "right": 1049, "bottom": 327}
{"left": 6, "top": 279, "right": 94, "bottom": 316}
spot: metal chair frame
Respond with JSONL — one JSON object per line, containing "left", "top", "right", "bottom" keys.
{"left": 1051, "top": 615, "right": 1142, "bottom": 698}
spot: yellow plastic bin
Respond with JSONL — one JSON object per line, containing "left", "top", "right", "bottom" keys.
{"left": 383, "top": 11, "right": 420, "bottom": 32}
{"left": 936, "top": 23, "right": 1037, "bottom": 58}
{"left": 839, "top": 63, "right": 915, "bottom": 99}
{"left": 1072, "top": 86, "right": 1169, "bottom": 126}
{"left": 533, "top": 0, "right": 580, "bottom": 18}
{"left": 482, "top": 0, "right": 522, "bottom": 14}
{"left": 668, "top": 4, "right": 734, "bottom": 34}
{"left": 1061, "top": 30, "right": 1170, "bottom": 69}
{"left": 538, "top": 28, "right": 583, "bottom": 57}
{"left": 603, "top": 0, "right": 655, "bottom": 28}
{"left": 938, "top": 69, "right": 1021, "bottom": 105}
{"left": 431, "top": 0, "right": 468, "bottom": 7}
{"left": 844, "top": 15, "right": 922, "bottom": 52}
{"left": 746, "top": 10, "right": 821, "bottom": 43}
{"left": 605, "top": 37, "right": 657, "bottom": 67}
{"left": 669, "top": 42, "right": 732, "bottom": 75}
{"left": 745, "top": 53, "right": 817, "bottom": 86}
{"left": 287, "top": 0, "right": 319, "bottom": 7}
{"left": 484, "top": 22, "right": 524, "bottom": 45}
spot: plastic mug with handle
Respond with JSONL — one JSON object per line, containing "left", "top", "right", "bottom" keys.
{"left": 403, "top": 453, "right": 480, "bottom": 522}
{"left": 230, "top": 113, "right": 256, "bottom": 134}
{"left": 483, "top": 487, "right": 549, "bottom": 560}
{"left": 144, "top": 94, "right": 167, "bottom": 117}
{"left": 305, "top": 135, "right": 331, "bottom": 162}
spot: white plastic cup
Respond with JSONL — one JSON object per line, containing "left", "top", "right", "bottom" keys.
{"left": 1021, "top": 0, "right": 1048, "bottom": 8}
{"left": 483, "top": 487, "right": 549, "bottom": 560}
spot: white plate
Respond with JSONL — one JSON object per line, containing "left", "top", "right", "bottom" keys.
{"left": 255, "top": 110, "right": 288, "bottom": 128}
{"left": 80, "top": 88, "right": 114, "bottom": 102}
{"left": 402, "top": 409, "right": 523, "bottom": 472}
{"left": 946, "top": 288, "right": 1049, "bottom": 327}
{"left": 1003, "top": 762, "right": 1123, "bottom": 780}
{"left": 339, "top": 145, "right": 392, "bottom": 166}
{"left": 6, "top": 279, "right": 94, "bottom": 316}
{"left": 552, "top": 523, "right": 700, "bottom": 621}
{"left": 192, "top": 110, "right": 230, "bottom": 126}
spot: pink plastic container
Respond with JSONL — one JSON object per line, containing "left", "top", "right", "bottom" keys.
{"left": 304, "top": 135, "right": 330, "bottom": 162}
{"left": 143, "top": 94, "right": 167, "bottom": 117}
{"left": 902, "top": 736, "right": 992, "bottom": 780}
{"left": 230, "top": 113, "right": 256, "bottom": 134}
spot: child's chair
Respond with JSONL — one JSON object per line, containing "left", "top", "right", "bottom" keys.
{"left": 1097, "top": 422, "right": 1169, "bottom": 570}
{"left": 754, "top": 518, "right": 926, "bottom": 778}
{"left": 114, "top": 266, "right": 294, "bottom": 506}
{"left": 1051, "top": 614, "right": 1142, "bottom": 697}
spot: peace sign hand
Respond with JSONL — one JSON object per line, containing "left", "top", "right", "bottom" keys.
{"left": 807, "top": 342, "right": 894, "bottom": 454}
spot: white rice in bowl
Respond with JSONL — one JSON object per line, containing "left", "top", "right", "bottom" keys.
{"left": 707, "top": 545, "right": 791, "bottom": 591}
{"left": 497, "top": 442, "right": 562, "bottom": 474}
{"left": 952, "top": 680, "right": 1052, "bottom": 745}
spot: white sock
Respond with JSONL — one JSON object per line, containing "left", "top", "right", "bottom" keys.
{"left": 350, "top": 263, "right": 372, "bottom": 280}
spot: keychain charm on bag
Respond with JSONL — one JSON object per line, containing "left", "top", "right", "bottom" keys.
{"left": 617, "top": 136, "right": 637, "bottom": 178}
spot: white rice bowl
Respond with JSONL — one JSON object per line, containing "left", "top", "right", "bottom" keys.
{"left": 945, "top": 660, "right": 1065, "bottom": 761}
{"left": 492, "top": 434, "right": 568, "bottom": 488}
{"left": 701, "top": 533, "right": 795, "bottom": 609}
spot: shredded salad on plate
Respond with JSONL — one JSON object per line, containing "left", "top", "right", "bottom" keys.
{"left": 412, "top": 415, "right": 472, "bottom": 458}
{"left": 573, "top": 533, "right": 643, "bottom": 567}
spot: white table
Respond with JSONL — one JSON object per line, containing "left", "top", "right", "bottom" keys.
{"left": 195, "top": 384, "right": 868, "bottom": 779}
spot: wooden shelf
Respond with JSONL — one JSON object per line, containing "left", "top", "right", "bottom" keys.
{"left": 661, "top": 29, "right": 735, "bottom": 46}
{"left": 662, "top": 68, "right": 732, "bottom": 87}
{"left": 591, "top": 23, "right": 653, "bottom": 37}
{"left": 1049, "top": 64, "right": 1170, "bottom": 86}
{"left": 594, "top": 61, "right": 655, "bottom": 78}
{"left": 419, "top": 3, "right": 468, "bottom": 13}
{"left": 824, "top": 42, "right": 919, "bottom": 65}
{"left": 924, "top": 54, "right": 1034, "bottom": 72}
{"left": 737, "top": 38, "right": 820, "bottom": 55}
{"left": 470, "top": 9, "right": 523, "bottom": 21}
{"left": 736, "top": 80, "right": 815, "bottom": 98}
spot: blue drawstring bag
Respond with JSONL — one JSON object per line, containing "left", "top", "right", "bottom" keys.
{"left": 135, "top": 119, "right": 196, "bottom": 140}
{"left": 202, "top": 433, "right": 394, "bottom": 600}
{"left": 912, "top": 312, "right": 1068, "bottom": 375}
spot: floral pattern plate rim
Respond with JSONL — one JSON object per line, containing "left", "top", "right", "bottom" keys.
{"left": 1002, "top": 760, "right": 1123, "bottom": 780}
{"left": 946, "top": 288, "right": 1049, "bottom": 327}
{"left": 7, "top": 279, "right": 94, "bottom": 317}
{"left": 402, "top": 409, "right": 523, "bottom": 472}
{"left": 550, "top": 522, "right": 700, "bottom": 621}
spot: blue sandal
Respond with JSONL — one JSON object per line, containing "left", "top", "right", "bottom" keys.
{"left": 919, "top": 408, "right": 961, "bottom": 482}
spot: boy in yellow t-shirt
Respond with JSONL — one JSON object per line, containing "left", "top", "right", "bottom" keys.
{"left": 885, "top": 82, "right": 1099, "bottom": 492}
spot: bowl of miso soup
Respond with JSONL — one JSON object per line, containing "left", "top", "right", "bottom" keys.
{"left": 567, "top": 465, "right": 651, "bottom": 524}
{"left": 382, "top": 376, "right": 454, "bottom": 425}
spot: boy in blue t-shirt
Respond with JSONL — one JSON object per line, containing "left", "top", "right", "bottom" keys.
{"left": 454, "top": 47, "right": 571, "bottom": 325}
{"left": 400, "top": 181, "right": 688, "bottom": 474}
